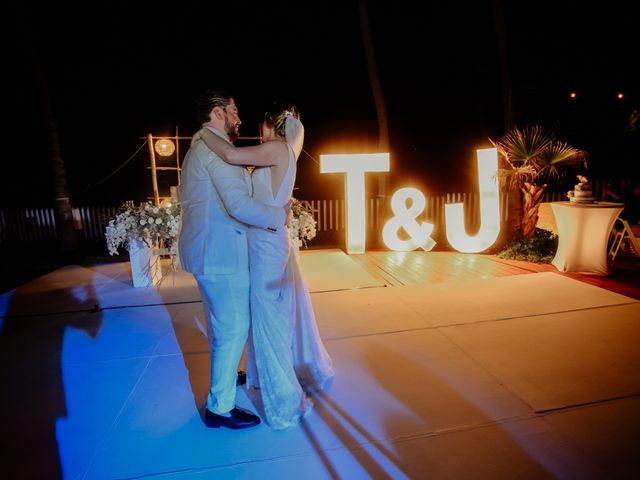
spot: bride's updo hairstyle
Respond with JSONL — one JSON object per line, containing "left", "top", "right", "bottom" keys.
{"left": 263, "top": 102, "right": 300, "bottom": 139}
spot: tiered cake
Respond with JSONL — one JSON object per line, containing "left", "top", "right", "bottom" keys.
{"left": 568, "top": 178, "right": 595, "bottom": 203}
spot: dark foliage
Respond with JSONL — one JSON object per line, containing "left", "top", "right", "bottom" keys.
{"left": 496, "top": 227, "right": 558, "bottom": 263}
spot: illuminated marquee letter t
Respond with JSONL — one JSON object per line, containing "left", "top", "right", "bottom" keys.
{"left": 320, "top": 153, "right": 390, "bottom": 254}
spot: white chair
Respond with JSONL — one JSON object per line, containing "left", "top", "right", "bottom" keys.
{"left": 608, "top": 218, "right": 640, "bottom": 260}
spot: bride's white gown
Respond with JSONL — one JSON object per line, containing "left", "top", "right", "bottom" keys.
{"left": 246, "top": 143, "right": 334, "bottom": 430}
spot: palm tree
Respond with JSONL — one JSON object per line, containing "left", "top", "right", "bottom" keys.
{"left": 491, "top": 125, "right": 587, "bottom": 238}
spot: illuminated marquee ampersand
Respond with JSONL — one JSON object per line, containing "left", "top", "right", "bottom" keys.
{"left": 320, "top": 153, "right": 390, "bottom": 254}
{"left": 382, "top": 188, "right": 436, "bottom": 251}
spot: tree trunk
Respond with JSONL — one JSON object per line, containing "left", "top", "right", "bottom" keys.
{"left": 10, "top": 3, "right": 78, "bottom": 255}
{"left": 47, "top": 102, "right": 78, "bottom": 254}
{"left": 521, "top": 183, "right": 547, "bottom": 238}
{"left": 358, "top": 0, "right": 390, "bottom": 248}
{"left": 492, "top": 0, "right": 514, "bottom": 130}
{"left": 491, "top": 0, "right": 518, "bottom": 250}
{"left": 358, "top": 0, "right": 389, "bottom": 196}
{"left": 496, "top": 180, "right": 522, "bottom": 248}
{"left": 494, "top": 163, "right": 522, "bottom": 250}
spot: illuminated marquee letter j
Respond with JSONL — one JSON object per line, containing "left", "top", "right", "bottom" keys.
{"left": 444, "top": 148, "right": 501, "bottom": 253}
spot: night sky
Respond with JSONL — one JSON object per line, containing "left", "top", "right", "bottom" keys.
{"left": 5, "top": 0, "right": 638, "bottom": 207}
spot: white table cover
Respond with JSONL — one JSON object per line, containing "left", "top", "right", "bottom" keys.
{"left": 551, "top": 201, "right": 624, "bottom": 275}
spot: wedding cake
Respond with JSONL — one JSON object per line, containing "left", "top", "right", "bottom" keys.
{"left": 567, "top": 176, "right": 595, "bottom": 203}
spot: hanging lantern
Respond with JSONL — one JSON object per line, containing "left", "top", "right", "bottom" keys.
{"left": 154, "top": 139, "right": 175, "bottom": 157}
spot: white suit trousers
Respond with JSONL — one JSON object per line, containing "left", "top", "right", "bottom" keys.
{"left": 195, "top": 271, "right": 250, "bottom": 415}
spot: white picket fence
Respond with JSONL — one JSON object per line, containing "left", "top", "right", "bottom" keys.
{"left": 0, "top": 178, "right": 634, "bottom": 247}
{"left": 0, "top": 206, "right": 121, "bottom": 242}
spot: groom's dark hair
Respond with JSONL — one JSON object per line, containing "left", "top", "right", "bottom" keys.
{"left": 196, "top": 90, "right": 233, "bottom": 125}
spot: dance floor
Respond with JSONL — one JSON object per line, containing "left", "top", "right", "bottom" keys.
{"left": 1, "top": 249, "right": 639, "bottom": 479}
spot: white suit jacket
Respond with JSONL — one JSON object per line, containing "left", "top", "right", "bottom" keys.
{"left": 178, "top": 127, "right": 285, "bottom": 275}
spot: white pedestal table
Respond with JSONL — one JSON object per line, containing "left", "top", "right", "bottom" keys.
{"left": 551, "top": 201, "right": 624, "bottom": 275}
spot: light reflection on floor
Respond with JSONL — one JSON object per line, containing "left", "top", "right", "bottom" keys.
{"left": 1, "top": 251, "right": 639, "bottom": 479}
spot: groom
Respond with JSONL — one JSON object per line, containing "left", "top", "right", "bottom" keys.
{"left": 179, "top": 90, "right": 287, "bottom": 429}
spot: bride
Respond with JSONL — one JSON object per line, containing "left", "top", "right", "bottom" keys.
{"left": 192, "top": 103, "right": 334, "bottom": 429}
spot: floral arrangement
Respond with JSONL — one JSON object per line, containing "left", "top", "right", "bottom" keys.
{"left": 105, "top": 197, "right": 314, "bottom": 257}
{"left": 105, "top": 201, "right": 181, "bottom": 257}
{"left": 288, "top": 198, "right": 317, "bottom": 248}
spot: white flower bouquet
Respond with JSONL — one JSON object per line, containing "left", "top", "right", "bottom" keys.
{"left": 288, "top": 198, "right": 317, "bottom": 248}
{"left": 105, "top": 200, "right": 181, "bottom": 257}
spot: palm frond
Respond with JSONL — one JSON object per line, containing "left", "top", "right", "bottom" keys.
{"left": 538, "top": 142, "right": 582, "bottom": 167}
{"left": 497, "top": 168, "right": 517, "bottom": 177}
{"left": 491, "top": 125, "right": 554, "bottom": 166}
{"left": 512, "top": 165, "right": 536, "bottom": 176}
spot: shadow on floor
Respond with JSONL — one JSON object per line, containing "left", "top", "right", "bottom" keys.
{"left": 0, "top": 281, "right": 104, "bottom": 479}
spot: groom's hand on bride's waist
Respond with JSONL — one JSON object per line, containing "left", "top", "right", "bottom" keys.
{"left": 284, "top": 201, "right": 293, "bottom": 227}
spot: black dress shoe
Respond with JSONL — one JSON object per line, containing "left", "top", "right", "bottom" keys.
{"left": 204, "top": 407, "right": 261, "bottom": 430}
{"left": 236, "top": 370, "right": 247, "bottom": 386}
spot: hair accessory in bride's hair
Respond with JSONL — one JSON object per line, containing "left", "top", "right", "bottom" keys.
{"left": 283, "top": 109, "right": 296, "bottom": 118}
